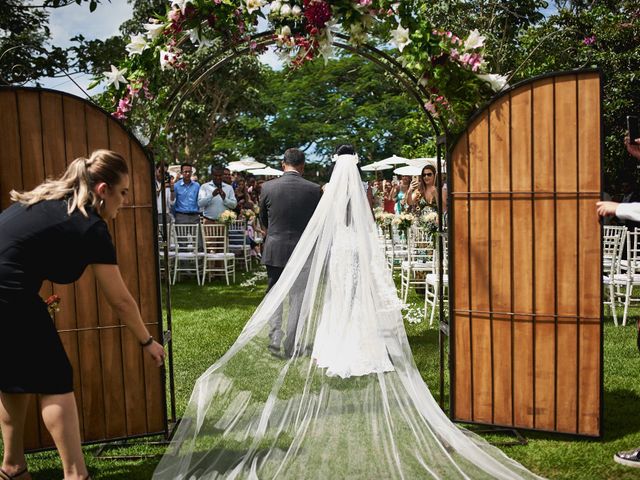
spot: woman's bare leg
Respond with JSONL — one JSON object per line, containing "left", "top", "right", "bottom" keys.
{"left": 40, "top": 393, "right": 89, "bottom": 480}
{"left": 0, "top": 392, "right": 31, "bottom": 478}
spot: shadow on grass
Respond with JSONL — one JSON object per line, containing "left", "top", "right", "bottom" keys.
{"left": 603, "top": 388, "right": 640, "bottom": 441}
{"left": 168, "top": 279, "right": 268, "bottom": 312}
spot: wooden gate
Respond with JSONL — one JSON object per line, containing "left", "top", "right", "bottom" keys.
{"left": 449, "top": 71, "right": 602, "bottom": 437}
{"left": 0, "top": 87, "right": 167, "bottom": 449}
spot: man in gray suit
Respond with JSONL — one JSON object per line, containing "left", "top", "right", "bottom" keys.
{"left": 259, "top": 148, "right": 322, "bottom": 357}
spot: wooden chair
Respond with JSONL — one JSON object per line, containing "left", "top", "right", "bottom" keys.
{"left": 201, "top": 223, "right": 236, "bottom": 285}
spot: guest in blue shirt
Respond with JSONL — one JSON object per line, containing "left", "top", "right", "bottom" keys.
{"left": 174, "top": 163, "right": 201, "bottom": 224}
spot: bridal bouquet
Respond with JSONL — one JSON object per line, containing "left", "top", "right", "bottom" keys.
{"left": 218, "top": 210, "right": 237, "bottom": 225}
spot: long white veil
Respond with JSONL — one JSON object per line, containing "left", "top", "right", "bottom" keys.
{"left": 153, "top": 155, "right": 544, "bottom": 479}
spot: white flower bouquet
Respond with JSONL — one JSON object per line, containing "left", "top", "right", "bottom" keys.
{"left": 218, "top": 210, "right": 237, "bottom": 225}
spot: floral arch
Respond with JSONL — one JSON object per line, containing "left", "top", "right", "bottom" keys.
{"left": 99, "top": 0, "right": 508, "bottom": 137}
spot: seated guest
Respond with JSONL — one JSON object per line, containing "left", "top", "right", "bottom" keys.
{"left": 234, "top": 178, "right": 252, "bottom": 214}
{"left": 198, "top": 166, "right": 237, "bottom": 222}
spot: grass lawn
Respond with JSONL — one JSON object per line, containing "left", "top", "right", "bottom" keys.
{"left": 12, "top": 267, "right": 640, "bottom": 479}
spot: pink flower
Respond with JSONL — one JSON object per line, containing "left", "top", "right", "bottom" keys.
{"left": 583, "top": 35, "right": 596, "bottom": 45}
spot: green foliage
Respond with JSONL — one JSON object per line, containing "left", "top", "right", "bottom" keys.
{"left": 511, "top": 1, "right": 640, "bottom": 184}
{"left": 0, "top": 1, "right": 69, "bottom": 85}
{"left": 210, "top": 54, "right": 435, "bottom": 167}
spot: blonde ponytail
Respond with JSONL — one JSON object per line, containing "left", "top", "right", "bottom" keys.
{"left": 10, "top": 149, "right": 129, "bottom": 217}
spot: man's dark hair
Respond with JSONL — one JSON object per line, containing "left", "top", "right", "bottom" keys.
{"left": 212, "top": 166, "right": 225, "bottom": 174}
{"left": 155, "top": 161, "right": 164, "bottom": 170}
{"left": 283, "top": 148, "right": 305, "bottom": 166}
{"left": 335, "top": 144, "right": 355, "bottom": 156}
{"left": 180, "top": 163, "right": 193, "bottom": 171}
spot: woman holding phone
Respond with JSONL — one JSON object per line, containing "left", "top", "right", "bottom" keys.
{"left": 406, "top": 163, "right": 445, "bottom": 214}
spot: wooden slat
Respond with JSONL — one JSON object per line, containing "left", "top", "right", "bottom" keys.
{"left": 489, "top": 96, "right": 512, "bottom": 426}
{"left": 554, "top": 76, "right": 579, "bottom": 433}
{"left": 510, "top": 86, "right": 535, "bottom": 429}
{"left": 577, "top": 74, "right": 601, "bottom": 436}
{"left": 0, "top": 91, "right": 21, "bottom": 211}
{"left": 16, "top": 91, "right": 45, "bottom": 192}
{"left": 531, "top": 77, "right": 556, "bottom": 431}
{"left": 468, "top": 113, "right": 492, "bottom": 424}
{"left": 452, "top": 133, "right": 472, "bottom": 421}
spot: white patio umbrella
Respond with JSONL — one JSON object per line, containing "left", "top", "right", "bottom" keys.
{"left": 361, "top": 162, "right": 393, "bottom": 172}
{"left": 393, "top": 165, "right": 424, "bottom": 176}
{"left": 227, "top": 156, "right": 266, "bottom": 172}
{"left": 247, "top": 166, "right": 284, "bottom": 176}
{"left": 378, "top": 154, "right": 411, "bottom": 165}
{"left": 408, "top": 157, "right": 446, "bottom": 173}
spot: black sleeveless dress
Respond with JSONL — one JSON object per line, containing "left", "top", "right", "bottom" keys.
{"left": 0, "top": 199, "right": 117, "bottom": 394}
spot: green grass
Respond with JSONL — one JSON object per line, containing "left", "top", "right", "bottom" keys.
{"left": 10, "top": 269, "right": 640, "bottom": 479}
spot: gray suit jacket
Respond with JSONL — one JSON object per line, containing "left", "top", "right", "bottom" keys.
{"left": 259, "top": 171, "right": 322, "bottom": 268}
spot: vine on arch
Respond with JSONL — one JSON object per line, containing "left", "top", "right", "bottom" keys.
{"left": 97, "top": 0, "right": 508, "bottom": 129}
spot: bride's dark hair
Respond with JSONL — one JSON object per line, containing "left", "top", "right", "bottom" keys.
{"left": 335, "top": 144, "right": 355, "bottom": 156}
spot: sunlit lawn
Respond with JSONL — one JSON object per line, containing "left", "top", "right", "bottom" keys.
{"left": 12, "top": 268, "right": 640, "bottom": 479}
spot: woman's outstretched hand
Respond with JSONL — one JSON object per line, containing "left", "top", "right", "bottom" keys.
{"left": 144, "top": 340, "right": 166, "bottom": 366}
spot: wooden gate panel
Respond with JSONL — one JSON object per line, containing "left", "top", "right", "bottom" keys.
{"left": 0, "top": 87, "right": 166, "bottom": 450}
{"left": 451, "top": 71, "right": 602, "bottom": 436}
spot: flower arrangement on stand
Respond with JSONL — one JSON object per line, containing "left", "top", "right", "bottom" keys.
{"left": 219, "top": 210, "right": 238, "bottom": 225}
{"left": 241, "top": 208, "right": 256, "bottom": 221}
{"left": 417, "top": 208, "right": 438, "bottom": 240}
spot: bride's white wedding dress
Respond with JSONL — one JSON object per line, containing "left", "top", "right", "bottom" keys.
{"left": 153, "top": 154, "right": 544, "bottom": 480}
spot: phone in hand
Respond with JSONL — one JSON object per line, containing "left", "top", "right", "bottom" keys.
{"left": 627, "top": 115, "right": 639, "bottom": 145}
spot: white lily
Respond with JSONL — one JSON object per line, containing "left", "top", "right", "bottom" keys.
{"left": 245, "top": 0, "right": 263, "bottom": 14}
{"left": 477, "top": 73, "right": 509, "bottom": 92}
{"left": 464, "top": 29, "right": 485, "bottom": 51}
{"left": 143, "top": 22, "right": 165, "bottom": 40}
{"left": 171, "top": 0, "right": 191, "bottom": 14}
{"left": 291, "top": 4, "right": 301, "bottom": 16}
{"left": 390, "top": 24, "right": 411, "bottom": 52}
{"left": 159, "top": 50, "right": 177, "bottom": 71}
{"left": 103, "top": 65, "right": 128, "bottom": 89}
{"left": 125, "top": 34, "right": 148, "bottom": 56}
{"left": 280, "top": 3, "right": 291, "bottom": 16}
{"left": 269, "top": 0, "right": 281, "bottom": 13}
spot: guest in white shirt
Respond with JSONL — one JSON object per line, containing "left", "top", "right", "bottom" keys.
{"left": 198, "top": 166, "right": 237, "bottom": 221}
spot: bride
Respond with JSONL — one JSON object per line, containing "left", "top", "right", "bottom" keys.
{"left": 153, "top": 148, "right": 544, "bottom": 479}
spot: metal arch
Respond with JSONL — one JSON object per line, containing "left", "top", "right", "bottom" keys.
{"left": 157, "top": 30, "right": 443, "bottom": 138}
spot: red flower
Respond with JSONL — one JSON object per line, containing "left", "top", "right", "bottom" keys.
{"left": 303, "top": 0, "right": 332, "bottom": 29}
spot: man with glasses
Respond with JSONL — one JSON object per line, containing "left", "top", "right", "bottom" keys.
{"left": 174, "top": 163, "right": 201, "bottom": 224}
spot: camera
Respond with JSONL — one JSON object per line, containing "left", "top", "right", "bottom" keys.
{"left": 164, "top": 172, "right": 171, "bottom": 183}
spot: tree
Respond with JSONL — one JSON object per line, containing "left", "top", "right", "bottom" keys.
{"left": 511, "top": 1, "right": 640, "bottom": 183}
{"left": 210, "top": 53, "right": 436, "bottom": 170}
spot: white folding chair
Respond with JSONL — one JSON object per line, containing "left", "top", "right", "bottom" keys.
{"left": 608, "top": 229, "right": 640, "bottom": 326}
{"left": 424, "top": 235, "right": 448, "bottom": 325}
{"left": 603, "top": 228, "right": 624, "bottom": 325}
{"left": 400, "top": 227, "right": 434, "bottom": 302}
{"left": 603, "top": 225, "right": 627, "bottom": 272}
{"left": 228, "top": 219, "right": 251, "bottom": 272}
{"left": 202, "top": 223, "right": 236, "bottom": 285}
{"left": 172, "top": 224, "right": 202, "bottom": 285}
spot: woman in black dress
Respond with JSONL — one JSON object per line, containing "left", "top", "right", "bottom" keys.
{"left": 0, "top": 150, "right": 165, "bottom": 480}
